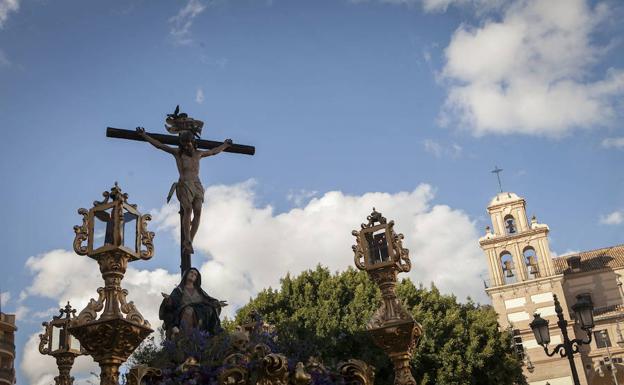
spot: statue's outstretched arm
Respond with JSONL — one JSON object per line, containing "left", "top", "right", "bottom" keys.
{"left": 200, "top": 139, "right": 232, "bottom": 158}
{"left": 136, "top": 127, "right": 176, "bottom": 155}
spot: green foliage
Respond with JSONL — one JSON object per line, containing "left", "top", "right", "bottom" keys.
{"left": 234, "top": 265, "right": 527, "bottom": 385}
{"left": 128, "top": 328, "right": 166, "bottom": 368}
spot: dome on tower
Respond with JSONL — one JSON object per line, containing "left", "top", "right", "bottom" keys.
{"left": 488, "top": 192, "right": 523, "bottom": 207}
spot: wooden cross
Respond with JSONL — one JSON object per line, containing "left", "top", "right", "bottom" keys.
{"left": 107, "top": 127, "right": 255, "bottom": 155}
{"left": 106, "top": 126, "right": 255, "bottom": 275}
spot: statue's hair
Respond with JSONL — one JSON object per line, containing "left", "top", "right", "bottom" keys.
{"left": 178, "top": 131, "right": 198, "bottom": 154}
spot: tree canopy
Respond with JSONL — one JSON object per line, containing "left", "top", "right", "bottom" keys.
{"left": 232, "top": 265, "right": 526, "bottom": 385}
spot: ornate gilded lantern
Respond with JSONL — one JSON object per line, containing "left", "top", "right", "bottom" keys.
{"left": 69, "top": 184, "right": 154, "bottom": 385}
{"left": 352, "top": 208, "right": 422, "bottom": 385}
{"left": 74, "top": 182, "right": 153, "bottom": 261}
{"left": 39, "top": 303, "right": 84, "bottom": 385}
{"left": 353, "top": 208, "right": 410, "bottom": 271}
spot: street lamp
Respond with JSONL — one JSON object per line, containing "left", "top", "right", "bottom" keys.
{"left": 529, "top": 294, "right": 594, "bottom": 385}
{"left": 38, "top": 302, "right": 84, "bottom": 385}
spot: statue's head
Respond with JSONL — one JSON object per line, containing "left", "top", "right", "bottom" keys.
{"left": 182, "top": 267, "right": 202, "bottom": 287}
{"left": 179, "top": 131, "right": 197, "bottom": 155}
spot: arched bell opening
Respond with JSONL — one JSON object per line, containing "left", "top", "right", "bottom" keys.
{"left": 523, "top": 246, "right": 540, "bottom": 279}
{"left": 500, "top": 251, "right": 516, "bottom": 284}
{"left": 504, "top": 215, "right": 517, "bottom": 235}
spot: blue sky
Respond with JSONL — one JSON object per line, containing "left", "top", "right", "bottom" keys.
{"left": 1, "top": 0, "right": 623, "bottom": 383}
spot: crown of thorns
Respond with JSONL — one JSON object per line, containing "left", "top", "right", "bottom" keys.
{"left": 165, "top": 105, "right": 204, "bottom": 138}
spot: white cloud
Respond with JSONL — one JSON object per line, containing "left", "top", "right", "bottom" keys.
{"left": 169, "top": 0, "right": 207, "bottom": 45}
{"left": 0, "top": 0, "right": 18, "bottom": 28}
{"left": 152, "top": 180, "right": 487, "bottom": 302}
{"left": 423, "top": 139, "right": 463, "bottom": 158}
{"left": 23, "top": 249, "right": 178, "bottom": 330}
{"left": 348, "top": 0, "right": 503, "bottom": 13}
{"left": 424, "top": 139, "right": 442, "bottom": 157}
{"left": 601, "top": 211, "right": 624, "bottom": 225}
{"left": 602, "top": 137, "right": 624, "bottom": 149}
{"left": 14, "top": 305, "right": 29, "bottom": 319}
{"left": 286, "top": 189, "right": 318, "bottom": 207}
{"left": 551, "top": 249, "right": 580, "bottom": 258}
{"left": 31, "top": 307, "right": 60, "bottom": 319}
{"left": 196, "top": 87, "right": 205, "bottom": 104}
{"left": 0, "top": 49, "right": 9, "bottom": 67}
{"left": 421, "top": 0, "right": 503, "bottom": 13}
{"left": 440, "top": 0, "right": 624, "bottom": 137}
{"left": 0, "top": 291, "right": 9, "bottom": 308}
{"left": 22, "top": 332, "right": 99, "bottom": 385}
{"left": 21, "top": 181, "right": 487, "bottom": 382}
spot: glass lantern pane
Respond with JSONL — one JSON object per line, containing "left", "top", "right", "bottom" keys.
{"left": 531, "top": 327, "right": 541, "bottom": 343}
{"left": 58, "top": 327, "right": 67, "bottom": 350}
{"left": 367, "top": 231, "right": 389, "bottom": 264}
{"left": 70, "top": 334, "right": 81, "bottom": 351}
{"left": 539, "top": 327, "right": 550, "bottom": 345}
{"left": 122, "top": 209, "right": 138, "bottom": 251}
{"left": 93, "top": 208, "right": 114, "bottom": 249}
{"left": 51, "top": 325, "right": 60, "bottom": 351}
{"left": 579, "top": 309, "right": 594, "bottom": 329}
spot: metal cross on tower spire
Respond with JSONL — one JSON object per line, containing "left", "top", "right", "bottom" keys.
{"left": 491, "top": 166, "right": 504, "bottom": 193}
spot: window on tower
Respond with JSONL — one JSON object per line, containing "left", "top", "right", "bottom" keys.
{"left": 504, "top": 215, "right": 517, "bottom": 235}
{"left": 512, "top": 329, "right": 525, "bottom": 360}
{"left": 524, "top": 247, "right": 540, "bottom": 279}
{"left": 594, "top": 330, "right": 612, "bottom": 349}
{"left": 501, "top": 251, "right": 517, "bottom": 284}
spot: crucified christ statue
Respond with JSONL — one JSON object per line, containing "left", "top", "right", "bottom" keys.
{"left": 106, "top": 106, "right": 254, "bottom": 275}
{"left": 135, "top": 127, "right": 232, "bottom": 255}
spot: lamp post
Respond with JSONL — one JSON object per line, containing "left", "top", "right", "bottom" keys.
{"left": 529, "top": 294, "right": 595, "bottom": 385}
{"left": 616, "top": 319, "right": 624, "bottom": 348}
{"left": 68, "top": 183, "right": 154, "bottom": 385}
{"left": 524, "top": 348, "right": 535, "bottom": 373}
{"left": 352, "top": 209, "right": 423, "bottom": 385}
{"left": 38, "top": 302, "right": 84, "bottom": 385}
{"left": 600, "top": 329, "right": 620, "bottom": 385}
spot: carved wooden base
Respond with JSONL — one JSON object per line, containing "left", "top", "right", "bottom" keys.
{"left": 388, "top": 353, "right": 416, "bottom": 385}
{"left": 54, "top": 354, "right": 76, "bottom": 385}
{"left": 99, "top": 361, "right": 121, "bottom": 385}
{"left": 70, "top": 317, "right": 152, "bottom": 385}
{"left": 368, "top": 319, "right": 422, "bottom": 385}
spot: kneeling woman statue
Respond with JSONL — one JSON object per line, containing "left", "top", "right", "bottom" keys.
{"left": 159, "top": 268, "right": 226, "bottom": 338}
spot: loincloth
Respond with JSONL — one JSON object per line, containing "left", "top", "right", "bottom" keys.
{"left": 167, "top": 179, "right": 204, "bottom": 207}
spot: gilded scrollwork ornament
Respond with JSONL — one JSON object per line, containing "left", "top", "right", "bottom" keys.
{"left": 119, "top": 289, "right": 149, "bottom": 327}
{"left": 293, "top": 362, "right": 312, "bottom": 385}
{"left": 220, "top": 365, "right": 248, "bottom": 385}
{"left": 125, "top": 365, "right": 162, "bottom": 385}
{"left": 139, "top": 214, "right": 155, "bottom": 259}
{"left": 75, "top": 287, "right": 105, "bottom": 324}
{"left": 73, "top": 208, "right": 89, "bottom": 256}
{"left": 337, "top": 359, "right": 375, "bottom": 385}
{"left": 38, "top": 322, "right": 52, "bottom": 355}
{"left": 352, "top": 231, "right": 366, "bottom": 270}
{"left": 258, "top": 353, "right": 289, "bottom": 385}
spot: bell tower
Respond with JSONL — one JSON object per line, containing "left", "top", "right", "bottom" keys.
{"left": 479, "top": 191, "right": 556, "bottom": 287}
